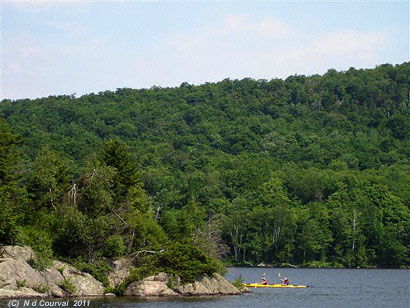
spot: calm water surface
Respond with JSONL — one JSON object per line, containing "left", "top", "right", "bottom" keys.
{"left": 1, "top": 268, "right": 409, "bottom": 308}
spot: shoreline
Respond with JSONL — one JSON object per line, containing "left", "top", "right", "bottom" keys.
{"left": 225, "top": 264, "right": 410, "bottom": 269}
{"left": 0, "top": 246, "right": 242, "bottom": 299}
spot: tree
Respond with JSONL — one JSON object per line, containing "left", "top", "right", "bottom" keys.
{"left": 0, "top": 120, "right": 22, "bottom": 243}
{"left": 26, "top": 147, "right": 70, "bottom": 210}
{"left": 98, "top": 140, "right": 147, "bottom": 212}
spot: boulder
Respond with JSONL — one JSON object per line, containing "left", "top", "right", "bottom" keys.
{"left": 0, "top": 287, "right": 47, "bottom": 298}
{"left": 49, "top": 285, "right": 65, "bottom": 298}
{"left": 104, "top": 293, "right": 116, "bottom": 297}
{"left": 1, "top": 246, "right": 35, "bottom": 263}
{"left": 0, "top": 259, "right": 46, "bottom": 290}
{"left": 108, "top": 258, "right": 133, "bottom": 288}
{"left": 123, "top": 272, "right": 240, "bottom": 297}
{"left": 124, "top": 280, "right": 178, "bottom": 297}
{"left": 124, "top": 273, "right": 179, "bottom": 297}
{"left": 42, "top": 264, "right": 64, "bottom": 287}
{"left": 50, "top": 261, "right": 104, "bottom": 296}
{"left": 69, "top": 273, "right": 104, "bottom": 296}
{"left": 154, "top": 272, "right": 170, "bottom": 283}
{"left": 175, "top": 273, "right": 240, "bottom": 295}
{"left": 0, "top": 246, "right": 104, "bottom": 298}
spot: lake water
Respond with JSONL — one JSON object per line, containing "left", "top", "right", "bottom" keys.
{"left": 1, "top": 267, "right": 409, "bottom": 308}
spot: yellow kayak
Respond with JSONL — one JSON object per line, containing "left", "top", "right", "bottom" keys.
{"left": 243, "top": 283, "right": 308, "bottom": 288}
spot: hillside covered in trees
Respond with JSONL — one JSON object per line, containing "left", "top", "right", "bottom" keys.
{"left": 1, "top": 62, "right": 409, "bottom": 276}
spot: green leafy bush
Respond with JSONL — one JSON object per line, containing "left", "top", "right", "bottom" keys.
{"left": 59, "top": 277, "right": 76, "bottom": 294}
{"left": 156, "top": 242, "right": 225, "bottom": 283}
{"left": 71, "top": 257, "right": 111, "bottom": 287}
{"left": 231, "top": 274, "right": 244, "bottom": 289}
{"left": 32, "top": 284, "right": 50, "bottom": 294}
{"left": 17, "top": 226, "right": 53, "bottom": 270}
{"left": 57, "top": 266, "right": 65, "bottom": 275}
{"left": 104, "top": 235, "right": 126, "bottom": 258}
{"left": 16, "top": 280, "right": 26, "bottom": 289}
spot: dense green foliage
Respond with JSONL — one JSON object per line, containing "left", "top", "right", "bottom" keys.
{"left": 0, "top": 119, "right": 23, "bottom": 244}
{"left": 1, "top": 62, "right": 409, "bottom": 271}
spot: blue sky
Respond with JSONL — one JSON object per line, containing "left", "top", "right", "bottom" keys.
{"left": 2, "top": 1, "right": 409, "bottom": 100}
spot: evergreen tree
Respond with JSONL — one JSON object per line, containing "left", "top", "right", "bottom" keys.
{"left": 0, "top": 120, "right": 22, "bottom": 243}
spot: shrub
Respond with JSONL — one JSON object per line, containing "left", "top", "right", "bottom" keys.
{"left": 57, "top": 266, "right": 65, "bottom": 275}
{"left": 59, "top": 278, "right": 76, "bottom": 294}
{"left": 71, "top": 257, "right": 111, "bottom": 287}
{"left": 156, "top": 241, "right": 225, "bottom": 283}
{"left": 231, "top": 274, "right": 244, "bottom": 289}
{"left": 16, "top": 280, "right": 26, "bottom": 289}
{"left": 104, "top": 235, "right": 125, "bottom": 258}
{"left": 32, "top": 284, "right": 50, "bottom": 294}
{"left": 18, "top": 226, "right": 53, "bottom": 270}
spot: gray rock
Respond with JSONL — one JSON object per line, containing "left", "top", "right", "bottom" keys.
{"left": 124, "top": 280, "right": 179, "bottom": 297}
{"left": 123, "top": 272, "right": 239, "bottom": 297}
{"left": 154, "top": 272, "right": 170, "bottom": 284}
{"left": 43, "top": 264, "right": 64, "bottom": 286}
{"left": 104, "top": 293, "right": 116, "bottom": 297}
{"left": 0, "top": 287, "right": 47, "bottom": 298}
{"left": 69, "top": 273, "right": 104, "bottom": 296}
{"left": 49, "top": 285, "right": 65, "bottom": 298}
{"left": 123, "top": 273, "right": 179, "bottom": 297}
{"left": 161, "top": 287, "right": 179, "bottom": 296}
{"left": 108, "top": 258, "right": 134, "bottom": 288}
{"left": 212, "top": 273, "right": 241, "bottom": 294}
{"left": 0, "top": 246, "right": 104, "bottom": 298}
{"left": 240, "top": 286, "right": 250, "bottom": 293}
{"left": 1, "top": 246, "right": 35, "bottom": 262}
{"left": 176, "top": 273, "right": 240, "bottom": 295}
{"left": 51, "top": 261, "right": 104, "bottom": 296}
{"left": 143, "top": 275, "right": 156, "bottom": 281}
{"left": 0, "top": 259, "right": 46, "bottom": 290}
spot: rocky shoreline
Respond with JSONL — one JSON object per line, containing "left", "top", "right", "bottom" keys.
{"left": 0, "top": 246, "right": 242, "bottom": 299}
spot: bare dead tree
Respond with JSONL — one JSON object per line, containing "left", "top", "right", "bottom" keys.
{"left": 155, "top": 206, "right": 161, "bottom": 220}
{"left": 130, "top": 249, "right": 165, "bottom": 260}
{"left": 49, "top": 188, "right": 56, "bottom": 210}
{"left": 68, "top": 183, "right": 77, "bottom": 206}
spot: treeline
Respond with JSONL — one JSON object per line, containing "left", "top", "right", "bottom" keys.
{"left": 1, "top": 62, "right": 409, "bottom": 269}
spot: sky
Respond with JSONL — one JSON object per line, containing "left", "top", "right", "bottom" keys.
{"left": 1, "top": 0, "right": 409, "bottom": 100}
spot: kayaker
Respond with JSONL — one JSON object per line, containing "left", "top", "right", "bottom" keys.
{"left": 262, "top": 277, "right": 269, "bottom": 285}
{"left": 280, "top": 277, "right": 290, "bottom": 285}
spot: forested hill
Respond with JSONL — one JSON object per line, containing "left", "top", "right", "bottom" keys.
{"left": 1, "top": 62, "right": 410, "bottom": 271}
{"left": 2, "top": 63, "right": 410, "bottom": 172}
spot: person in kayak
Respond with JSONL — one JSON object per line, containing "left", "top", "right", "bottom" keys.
{"left": 261, "top": 273, "right": 269, "bottom": 285}
{"left": 261, "top": 277, "right": 269, "bottom": 285}
{"left": 280, "top": 277, "right": 290, "bottom": 285}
